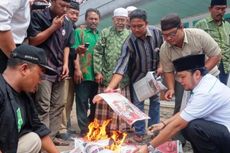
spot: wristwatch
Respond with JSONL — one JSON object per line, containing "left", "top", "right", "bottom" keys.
{"left": 147, "top": 142, "right": 155, "bottom": 153}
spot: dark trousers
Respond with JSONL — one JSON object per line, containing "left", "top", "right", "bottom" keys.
{"left": 174, "top": 80, "right": 184, "bottom": 114}
{"left": 219, "top": 60, "right": 229, "bottom": 85}
{"left": 75, "top": 81, "right": 98, "bottom": 134}
{"left": 182, "top": 119, "right": 230, "bottom": 153}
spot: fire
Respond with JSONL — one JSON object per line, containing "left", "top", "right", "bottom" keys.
{"left": 84, "top": 119, "right": 127, "bottom": 151}
{"left": 85, "top": 119, "right": 110, "bottom": 141}
{"left": 106, "top": 131, "right": 127, "bottom": 151}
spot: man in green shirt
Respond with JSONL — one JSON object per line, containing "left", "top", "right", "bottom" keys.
{"left": 72, "top": 8, "right": 100, "bottom": 135}
{"left": 195, "top": 0, "right": 230, "bottom": 85}
{"left": 93, "top": 7, "right": 131, "bottom": 131}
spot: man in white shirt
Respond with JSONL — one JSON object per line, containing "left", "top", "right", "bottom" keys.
{"left": 0, "top": 0, "right": 30, "bottom": 73}
{"left": 136, "top": 54, "right": 230, "bottom": 153}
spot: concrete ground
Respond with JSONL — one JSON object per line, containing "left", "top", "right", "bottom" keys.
{"left": 56, "top": 100, "right": 193, "bottom": 153}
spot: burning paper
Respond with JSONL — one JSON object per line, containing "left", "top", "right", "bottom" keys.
{"left": 84, "top": 119, "right": 127, "bottom": 152}
{"left": 68, "top": 119, "right": 137, "bottom": 153}
{"left": 98, "top": 92, "right": 150, "bottom": 125}
{"left": 73, "top": 138, "right": 137, "bottom": 153}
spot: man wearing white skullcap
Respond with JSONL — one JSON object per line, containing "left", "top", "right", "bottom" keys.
{"left": 125, "top": 6, "right": 137, "bottom": 29}
{"left": 126, "top": 6, "right": 137, "bottom": 14}
{"left": 93, "top": 7, "right": 131, "bottom": 132}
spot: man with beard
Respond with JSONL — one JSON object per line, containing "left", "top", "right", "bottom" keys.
{"left": 195, "top": 0, "right": 230, "bottom": 85}
{"left": 93, "top": 7, "right": 131, "bottom": 132}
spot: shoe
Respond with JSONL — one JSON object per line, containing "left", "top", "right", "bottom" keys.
{"left": 56, "top": 132, "right": 72, "bottom": 141}
{"left": 53, "top": 138, "right": 69, "bottom": 146}
{"left": 67, "top": 129, "right": 77, "bottom": 134}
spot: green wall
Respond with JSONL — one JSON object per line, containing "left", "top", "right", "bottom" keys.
{"left": 98, "top": 0, "right": 230, "bottom": 30}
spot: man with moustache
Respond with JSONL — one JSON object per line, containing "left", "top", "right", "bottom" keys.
{"left": 72, "top": 8, "right": 101, "bottom": 136}
{"left": 93, "top": 7, "right": 131, "bottom": 132}
{"left": 28, "top": 0, "right": 74, "bottom": 145}
{"left": 195, "top": 0, "right": 230, "bottom": 85}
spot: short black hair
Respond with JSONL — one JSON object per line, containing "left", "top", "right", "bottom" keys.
{"left": 129, "top": 9, "right": 147, "bottom": 22}
{"left": 85, "top": 8, "right": 101, "bottom": 20}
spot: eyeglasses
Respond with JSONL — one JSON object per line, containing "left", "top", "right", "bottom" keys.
{"left": 162, "top": 26, "right": 179, "bottom": 38}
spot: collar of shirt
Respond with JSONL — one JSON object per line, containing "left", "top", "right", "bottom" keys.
{"left": 85, "top": 27, "right": 99, "bottom": 34}
{"left": 44, "top": 8, "right": 52, "bottom": 21}
{"left": 207, "top": 15, "right": 225, "bottom": 25}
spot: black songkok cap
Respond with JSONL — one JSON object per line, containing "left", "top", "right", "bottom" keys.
{"left": 161, "top": 13, "right": 181, "bottom": 31}
{"left": 211, "top": 0, "right": 227, "bottom": 6}
{"left": 70, "top": 1, "right": 80, "bottom": 10}
{"left": 173, "top": 54, "right": 205, "bottom": 72}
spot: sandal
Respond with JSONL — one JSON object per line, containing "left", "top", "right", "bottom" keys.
{"left": 53, "top": 138, "right": 69, "bottom": 146}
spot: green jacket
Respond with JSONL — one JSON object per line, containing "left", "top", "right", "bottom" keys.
{"left": 72, "top": 27, "right": 100, "bottom": 80}
{"left": 195, "top": 16, "right": 230, "bottom": 73}
{"left": 94, "top": 26, "right": 130, "bottom": 88}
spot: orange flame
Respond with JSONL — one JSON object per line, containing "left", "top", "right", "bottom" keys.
{"left": 84, "top": 119, "right": 127, "bottom": 151}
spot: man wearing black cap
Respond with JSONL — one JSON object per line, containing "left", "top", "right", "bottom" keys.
{"left": 160, "top": 13, "right": 221, "bottom": 114}
{"left": 195, "top": 0, "right": 230, "bottom": 85}
{"left": 0, "top": 44, "right": 59, "bottom": 153}
{"left": 66, "top": 1, "right": 79, "bottom": 27}
{"left": 136, "top": 54, "right": 230, "bottom": 153}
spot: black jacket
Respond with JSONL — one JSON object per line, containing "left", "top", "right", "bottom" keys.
{"left": 0, "top": 75, "right": 50, "bottom": 153}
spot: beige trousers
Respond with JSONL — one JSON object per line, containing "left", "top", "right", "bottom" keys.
{"left": 60, "top": 78, "right": 75, "bottom": 132}
{"left": 17, "top": 132, "right": 41, "bottom": 153}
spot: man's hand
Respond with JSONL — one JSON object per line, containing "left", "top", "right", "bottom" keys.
{"left": 61, "top": 64, "right": 69, "bottom": 79}
{"left": 92, "top": 94, "right": 103, "bottom": 104}
{"left": 164, "top": 89, "right": 175, "bottom": 101}
{"left": 74, "top": 69, "right": 83, "bottom": 84}
{"left": 156, "top": 66, "right": 163, "bottom": 76}
{"left": 95, "top": 73, "right": 103, "bottom": 84}
{"left": 134, "top": 145, "right": 148, "bottom": 153}
{"left": 148, "top": 122, "right": 165, "bottom": 133}
{"left": 51, "top": 15, "right": 65, "bottom": 30}
{"left": 76, "top": 45, "right": 87, "bottom": 54}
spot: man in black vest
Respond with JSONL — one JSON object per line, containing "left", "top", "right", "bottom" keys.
{"left": 0, "top": 44, "right": 58, "bottom": 153}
